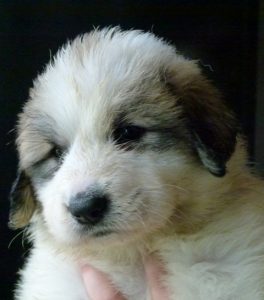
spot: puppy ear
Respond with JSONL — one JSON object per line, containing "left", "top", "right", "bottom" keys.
{"left": 9, "top": 171, "right": 36, "bottom": 229}
{"left": 167, "top": 68, "right": 238, "bottom": 176}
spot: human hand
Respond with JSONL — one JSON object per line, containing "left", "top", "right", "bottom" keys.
{"left": 81, "top": 256, "right": 169, "bottom": 300}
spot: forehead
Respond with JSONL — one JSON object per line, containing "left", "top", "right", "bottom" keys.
{"left": 25, "top": 30, "right": 178, "bottom": 136}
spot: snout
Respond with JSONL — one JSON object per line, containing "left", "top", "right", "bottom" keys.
{"left": 68, "top": 188, "right": 110, "bottom": 225}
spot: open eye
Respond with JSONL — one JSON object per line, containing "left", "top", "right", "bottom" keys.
{"left": 113, "top": 125, "right": 146, "bottom": 145}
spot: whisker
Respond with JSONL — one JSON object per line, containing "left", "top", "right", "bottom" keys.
{"left": 8, "top": 230, "right": 25, "bottom": 249}
{"left": 162, "top": 183, "right": 189, "bottom": 193}
{"left": 21, "top": 229, "right": 28, "bottom": 249}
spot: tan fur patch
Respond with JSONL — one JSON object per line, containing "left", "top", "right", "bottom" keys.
{"left": 9, "top": 172, "right": 36, "bottom": 229}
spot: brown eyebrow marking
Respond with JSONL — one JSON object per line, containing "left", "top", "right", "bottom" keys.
{"left": 113, "top": 92, "right": 182, "bottom": 132}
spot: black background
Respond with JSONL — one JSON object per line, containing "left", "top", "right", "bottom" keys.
{"left": 0, "top": 1, "right": 259, "bottom": 299}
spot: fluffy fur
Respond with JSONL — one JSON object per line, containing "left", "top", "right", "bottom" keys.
{"left": 10, "top": 28, "right": 264, "bottom": 300}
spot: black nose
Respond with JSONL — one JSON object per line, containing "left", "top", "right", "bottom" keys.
{"left": 68, "top": 190, "right": 109, "bottom": 225}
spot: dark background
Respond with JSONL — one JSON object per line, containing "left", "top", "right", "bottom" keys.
{"left": 0, "top": 1, "right": 260, "bottom": 299}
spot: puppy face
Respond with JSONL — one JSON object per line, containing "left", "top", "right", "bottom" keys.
{"left": 9, "top": 28, "right": 237, "bottom": 245}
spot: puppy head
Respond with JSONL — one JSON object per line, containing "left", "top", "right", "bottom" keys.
{"left": 9, "top": 28, "right": 237, "bottom": 245}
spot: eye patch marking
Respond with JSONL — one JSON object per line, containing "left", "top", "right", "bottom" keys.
{"left": 111, "top": 100, "right": 187, "bottom": 152}
{"left": 111, "top": 119, "right": 188, "bottom": 153}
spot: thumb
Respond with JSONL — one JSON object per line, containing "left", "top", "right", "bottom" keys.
{"left": 82, "top": 265, "right": 126, "bottom": 300}
{"left": 144, "top": 256, "right": 169, "bottom": 300}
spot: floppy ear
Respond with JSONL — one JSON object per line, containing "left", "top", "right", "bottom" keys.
{"left": 167, "top": 68, "right": 238, "bottom": 176}
{"left": 9, "top": 170, "right": 36, "bottom": 229}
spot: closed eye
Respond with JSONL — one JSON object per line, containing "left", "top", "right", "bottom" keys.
{"left": 28, "top": 144, "right": 66, "bottom": 181}
{"left": 49, "top": 145, "right": 65, "bottom": 160}
{"left": 31, "top": 144, "right": 65, "bottom": 168}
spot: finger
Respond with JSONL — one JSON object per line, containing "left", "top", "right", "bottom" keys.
{"left": 81, "top": 265, "right": 126, "bottom": 300}
{"left": 144, "top": 256, "right": 169, "bottom": 300}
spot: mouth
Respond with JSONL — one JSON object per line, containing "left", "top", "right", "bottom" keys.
{"left": 76, "top": 221, "right": 115, "bottom": 238}
{"left": 67, "top": 219, "right": 148, "bottom": 245}
{"left": 92, "top": 229, "right": 114, "bottom": 237}
{"left": 77, "top": 222, "right": 147, "bottom": 241}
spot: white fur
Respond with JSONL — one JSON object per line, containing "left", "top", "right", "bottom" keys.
{"left": 15, "top": 28, "right": 264, "bottom": 300}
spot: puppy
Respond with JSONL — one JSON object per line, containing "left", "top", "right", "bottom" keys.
{"left": 10, "top": 28, "right": 264, "bottom": 300}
